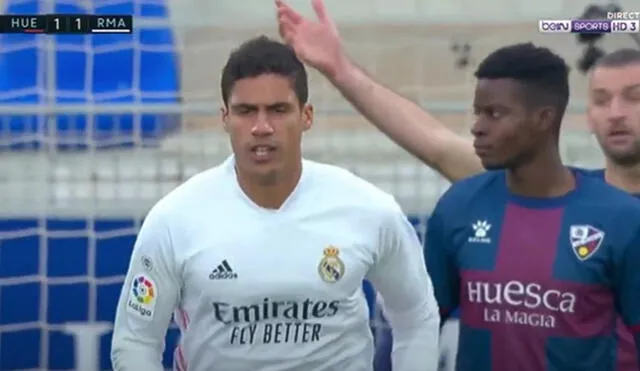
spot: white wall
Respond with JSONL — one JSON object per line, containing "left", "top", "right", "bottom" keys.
{"left": 168, "top": 0, "right": 639, "bottom": 26}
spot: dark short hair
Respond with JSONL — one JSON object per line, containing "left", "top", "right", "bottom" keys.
{"left": 593, "top": 48, "right": 640, "bottom": 69}
{"left": 475, "top": 43, "right": 570, "bottom": 123}
{"left": 220, "top": 35, "right": 309, "bottom": 106}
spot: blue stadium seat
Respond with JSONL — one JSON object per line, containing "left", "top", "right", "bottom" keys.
{"left": 0, "top": 0, "right": 180, "bottom": 150}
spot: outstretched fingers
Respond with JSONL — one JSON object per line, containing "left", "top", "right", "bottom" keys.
{"left": 275, "top": 1, "right": 296, "bottom": 43}
{"left": 275, "top": 0, "right": 303, "bottom": 25}
{"left": 278, "top": 19, "right": 295, "bottom": 44}
{"left": 311, "top": 0, "right": 328, "bottom": 23}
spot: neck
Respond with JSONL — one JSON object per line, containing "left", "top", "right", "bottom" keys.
{"left": 236, "top": 161, "right": 303, "bottom": 210}
{"left": 506, "top": 149, "right": 575, "bottom": 198}
{"left": 605, "top": 160, "right": 640, "bottom": 195}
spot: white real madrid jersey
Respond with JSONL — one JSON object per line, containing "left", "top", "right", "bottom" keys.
{"left": 111, "top": 156, "right": 440, "bottom": 371}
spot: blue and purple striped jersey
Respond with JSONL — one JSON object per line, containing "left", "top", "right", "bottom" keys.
{"left": 425, "top": 170, "right": 640, "bottom": 371}
{"left": 581, "top": 168, "right": 640, "bottom": 371}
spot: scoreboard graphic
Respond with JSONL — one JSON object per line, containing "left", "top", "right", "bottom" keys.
{"left": 0, "top": 14, "right": 133, "bottom": 34}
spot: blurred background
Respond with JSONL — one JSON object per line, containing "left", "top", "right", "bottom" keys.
{"left": 0, "top": 0, "right": 638, "bottom": 370}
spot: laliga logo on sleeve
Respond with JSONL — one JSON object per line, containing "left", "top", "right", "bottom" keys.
{"left": 126, "top": 274, "right": 157, "bottom": 320}
{"left": 569, "top": 225, "right": 605, "bottom": 261}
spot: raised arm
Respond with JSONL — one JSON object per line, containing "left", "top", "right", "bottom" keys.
{"left": 111, "top": 207, "right": 181, "bottom": 371}
{"left": 275, "top": 0, "right": 482, "bottom": 182}
{"left": 366, "top": 199, "right": 440, "bottom": 371}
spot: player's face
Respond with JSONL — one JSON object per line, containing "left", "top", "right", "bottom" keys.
{"left": 222, "top": 73, "right": 313, "bottom": 184}
{"left": 588, "top": 63, "right": 640, "bottom": 166}
{"left": 471, "top": 78, "right": 541, "bottom": 170}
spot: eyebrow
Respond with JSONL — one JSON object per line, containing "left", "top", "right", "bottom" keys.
{"left": 230, "top": 103, "right": 255, "bottom": 110}
{"left": 230, "top": 102, "right": 293, "bottom": 109}
{"left": 592, "top": 84, "right": 640, "bottom": 93}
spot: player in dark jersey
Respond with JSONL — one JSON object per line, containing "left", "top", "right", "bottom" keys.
{"left": 424, "top": 43, "right": 640, "bottom": 371}
{"left": 373, "top": 49, "right": 640, "bottom": 371}
{"left": 375, "top": 48, "right": 640, "bottom": 371}
{"left": 581, "top": 48, "right": 640, "bottom": 371}
{"left": 275, "top": 2, "right": 640, "bottom": 368}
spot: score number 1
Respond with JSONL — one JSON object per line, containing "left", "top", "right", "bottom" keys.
{"left": 48, "top": 15, "right": 89, "bottom": 34}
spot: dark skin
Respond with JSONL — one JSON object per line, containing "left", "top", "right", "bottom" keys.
{"left": 471, "top": 78, "right": 575, "bottom": 197}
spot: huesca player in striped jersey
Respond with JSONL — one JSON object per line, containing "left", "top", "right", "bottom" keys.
{"left": 276, "top": 0, "right": 640, "bottom": 370}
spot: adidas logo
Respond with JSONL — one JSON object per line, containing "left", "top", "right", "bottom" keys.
{"left": 209, "top": 260, "right": 238, "bottom": 280}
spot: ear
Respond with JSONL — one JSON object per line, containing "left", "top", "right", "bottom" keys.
{"left": 301, "top": 103, "right": 314, "bottom": 132}
{"left": 221, "top": 104, "right": 229, "bottom": 133}
{"left": 535, "top": 105, "right": 557, "bottom": 132}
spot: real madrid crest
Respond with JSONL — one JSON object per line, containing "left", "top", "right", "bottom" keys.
{"left": 318, "top": 246, "right": 345, "bottom": 283}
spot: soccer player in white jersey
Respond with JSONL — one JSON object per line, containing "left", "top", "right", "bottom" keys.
{"left": 110, "top": 36, "right": 440, "bottom": 371}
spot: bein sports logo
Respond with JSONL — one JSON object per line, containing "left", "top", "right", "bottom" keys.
{"left": 538, "top": 19, "right": 571, "bottom": 33}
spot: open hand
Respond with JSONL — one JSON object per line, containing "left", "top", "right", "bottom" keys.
{"left": 275, "top": 0, "right": 348, "bottom": 79}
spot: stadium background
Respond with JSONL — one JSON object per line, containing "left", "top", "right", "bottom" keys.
{"left": 0, "top": 0, "right": 638, "bottom": 369}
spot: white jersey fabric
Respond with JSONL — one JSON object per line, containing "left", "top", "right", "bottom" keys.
{"left": 111, "top": 156, "right": 440, "bottom": 371}
{"left": 438, "top": 319, "right": 460, "bottom": 371}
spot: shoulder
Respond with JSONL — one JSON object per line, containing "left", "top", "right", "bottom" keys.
{"left": 577, "top": 175, "right": 640, "bottom": 240}
{"left": 579, "top": 173, "right": 639, "bottom": 206}
{"left": 303, "top": 159, "right": 400, "bottom": 214}
{"left": 442, "top": 170, "right": 503, "bottom": 201}
{"left": 575, "top": 170, "right": 640, "bottom": 223}
{"left": 572, "top": 166, "right": 605, "bottom": 179}
{"left": 304, "top": 159, "right": 397, "bottom": 206}
{"left": 434, "top": 170, "right": 504, "bottom": 215}
{"left": 146, "top": 159, "right": 232, "bottom": 223}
